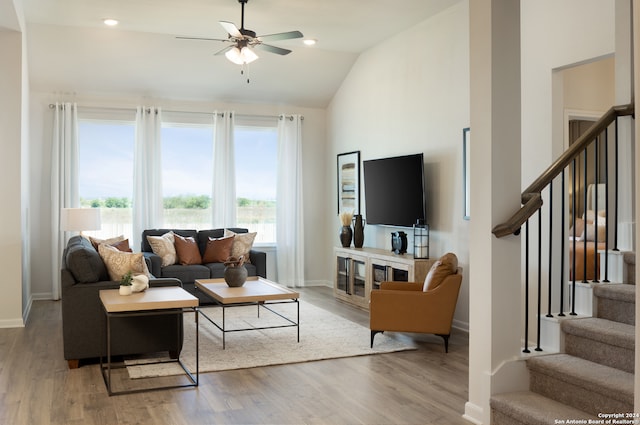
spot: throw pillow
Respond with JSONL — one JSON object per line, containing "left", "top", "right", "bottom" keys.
{"left": 202, "top": 235, "right": 235, "bottom": 263}
{"left": 174, "top": 234, "right": 202, "bottom": 265}
{"left": 112, "top": 239, "right": 133, "bottom": 252}
{"left": 423, "top": 252, "right": 458, "bottom": 291}
{"left": 98, "top": 244, "right": 150, "bottom": 281}
{"left": 146, "top": 231, "right": 177, "bottom": 267}
{"left": 224, "top": 229, "right": 257, "bottom": 264}
{"left": 89, "top": 235, "right": 125, "bottom": 251}
{"left": 582, "top": 223, "right": 607, "bottom": 242}
{"left": 569, "top": 218, "right": 584, "bottom": 239}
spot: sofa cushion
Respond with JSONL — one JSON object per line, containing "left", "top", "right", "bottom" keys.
{"left": 98, "top": 244, "right": 151, "bottom": 281}
{"left": 161, "top": 264, "right": 210, "bottom": 284}
{"left": 205, "top": 262, "right": 258, "bottom": 279}
{"left": 423, "top": 253, "right": 458, "bottom": 291}
{"left": 65, "top": 236, "right": 109, "bottom": 283}
{"left": 202, "top": 235, "right": 235, "bottom": 263}
{"left": 174, "top": 234, "right": 202, "bottom": 265}
{"left": 146, "top": 232, "right": 177, "bottom": 267}
{"left": 224, "top": 229, "right": 257, "bottom": 264}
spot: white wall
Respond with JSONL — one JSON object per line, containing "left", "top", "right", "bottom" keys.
{"left": 521, "top": 0, "right": 615, "bottom": 185}
{"left": 327, "top": 2, "right": 470, "bottom": 328}
{"left": 28, "top": 92, "right": 327, "bottom": 297}
{"left": 562, "top": 57, "right": 615, "bottom": 113}
{"left": 0, "top": 0, "right": 27, "bottom": 327}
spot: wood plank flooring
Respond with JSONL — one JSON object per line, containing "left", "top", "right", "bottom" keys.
{"left": 0, "top": 286, "right": 470, "bottom": 425}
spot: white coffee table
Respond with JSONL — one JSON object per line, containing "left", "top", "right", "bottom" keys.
{"left": 99, "top": 286, "right": 199, "bottom": 395}
{"left": 195, "top": 277, "right": 300, "bottom": 349}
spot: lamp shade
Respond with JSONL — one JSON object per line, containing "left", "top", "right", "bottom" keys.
{"left": 61, "top": 208, "right": 102, "bottom": 232}
{"left": 225, "top": 46, "right": 259, "bottom": 65}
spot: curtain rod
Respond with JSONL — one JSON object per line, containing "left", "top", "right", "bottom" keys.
{"left": 48, "top": 103, "right": 303, "bottom": 120}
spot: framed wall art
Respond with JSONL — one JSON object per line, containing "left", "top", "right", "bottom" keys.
{"left": 337, "top": 151, "right": 361, "bottom": 214}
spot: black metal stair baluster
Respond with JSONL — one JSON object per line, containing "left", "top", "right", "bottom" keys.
{"left": 559, "top": 170, "right": 566, "bottom": 317}
{"left": 536, "top": 208, "right": 543, "bottom": 352}
{"left": 614, "top": 116, "right": 619, "bottom": 251}
{"left": 523, "top": 219, "right": 530, "bottom": 353}
{"left": 547, "top": 181, "right": 553, "bottom": 318}
{"left": 571, "top": 158, "right": 577, "bottom": 316}
{"left": 593, "top": 134, "right": 599, "bottom": 283}
{"left": 582, "top": 146, "right": 588, "bottom": 283}
{"left": 603, "top": 126, "right": 610, "bottom": 282}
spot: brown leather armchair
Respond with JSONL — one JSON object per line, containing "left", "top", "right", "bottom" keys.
{"left": 370, "top": 266, "right": 462, "bottom": 352}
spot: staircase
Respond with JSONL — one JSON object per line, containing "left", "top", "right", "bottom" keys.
{"left": 491, "top": 279, "right": 635, "bottom": 424}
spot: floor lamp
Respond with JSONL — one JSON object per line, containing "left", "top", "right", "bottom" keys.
{"left": 61, "top": 208, "right": 102, "bottom": 236}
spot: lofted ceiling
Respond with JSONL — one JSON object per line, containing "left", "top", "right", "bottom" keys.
{"left": 23, "top": 0, "right": 461, "bottom": 108}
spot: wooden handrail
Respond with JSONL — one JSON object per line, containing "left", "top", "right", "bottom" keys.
{"left": 492, "top": 103, "right": 634, "bottom": 238}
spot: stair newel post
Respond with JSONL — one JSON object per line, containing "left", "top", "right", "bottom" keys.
{"left": 523, "top": 219, "right": 530, "bottom": 353}
{"left": 547, "top": 182, "right": 553, "bottom": 318}
{"left": 582, "top": 146, "right": 588, "bottom": 283}
{"left": 613, "top": 116, "right": 619, "bottom": 251}
{"left": 603, "top": 126, "right": 610, "bottom": 282}
{"left": 571, "top": 158, "right": 577, "bottom": 316}
{"left": 559, "top": 170, "right": 566, "bottom": 316}
{"left": 536, "top": 208, "right": 543, "bottom": 352}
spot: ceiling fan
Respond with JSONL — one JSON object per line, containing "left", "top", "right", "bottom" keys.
{"left": 177, "top": 0, "right": 304, "bottom": 68}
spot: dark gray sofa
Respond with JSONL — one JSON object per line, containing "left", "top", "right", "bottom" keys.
{"left": 61, "top": 235, "right": 184, "bottom": 368}
{"left": 141, "top": 228, "right": 267, "bottom": 304}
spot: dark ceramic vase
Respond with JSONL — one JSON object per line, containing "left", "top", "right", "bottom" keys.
{"left": 352, "top": 214, "right": 365, "bottom": 248}
{"left": 339, "top": 225, "right": 353, "bottom": 248}
{"left": 224, "top": 265, "right": 248, "bottom": 287}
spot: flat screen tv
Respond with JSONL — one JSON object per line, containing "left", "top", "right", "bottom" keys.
{"left": 363, "top": 153, "right": 426, "bottom": 228}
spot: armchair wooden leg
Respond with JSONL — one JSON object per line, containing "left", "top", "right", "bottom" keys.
{"left": 67, "top": 359, "right": 80, "bottom": 369}
{"left": 436, "top": 334, "right": 450, "bottom": 353}
{"left": 370, "top": 330, "right": 384, "bottom": 348}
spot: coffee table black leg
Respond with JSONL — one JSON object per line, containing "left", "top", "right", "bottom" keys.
{"left": 222, "top": 305, "right": 226, "bottom": 350}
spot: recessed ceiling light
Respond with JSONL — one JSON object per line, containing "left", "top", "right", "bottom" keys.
{"left": 303, "top": 39, "right": 317, "bottom": 46}
{"left": 103, "top": 18, "right": 119, "bottom": 26}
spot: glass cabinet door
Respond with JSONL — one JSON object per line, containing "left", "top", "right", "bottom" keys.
{"left": 352, "top": 259, "right": 366, "bottom": 298}
{"left": 336, "top": 255, "right": 349, "bottom": 293}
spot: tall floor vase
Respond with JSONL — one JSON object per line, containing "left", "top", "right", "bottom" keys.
{"left": 339, "top": 226, "right": 352, "bottom": 247}
{"left": 353, "top": 214, "right": 365, "bottom": 248}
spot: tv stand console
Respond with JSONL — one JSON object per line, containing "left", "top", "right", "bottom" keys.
{"left": 334, "top": 247, "right": 435, "bottom": 310}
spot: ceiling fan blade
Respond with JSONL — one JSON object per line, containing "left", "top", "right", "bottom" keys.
{"left": 214, "top": 45, "right": 234, "bottom": 56}
{"left": 219, "top": 21, "right": 242, "bottom": 38}
{"left": 176, "top": 36, "right": 230, "bottom": 42}
{"left": 254, "top": 43, "right": 292, "bottom": 55}
{"left": 257, "top": 30, "right": 304, "bottom": 42}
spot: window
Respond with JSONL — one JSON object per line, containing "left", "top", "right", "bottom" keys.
{"left": 235, "top": 123, "right": 278, "bottom": 244}
{"left": 76, "top": 111, "right": 278, "bottom": 246}
{"left": 78, "top": 119, "right": 135, "bottom": 241}
{"left": 161, "top": 123, "right": 214, "bottom": 229}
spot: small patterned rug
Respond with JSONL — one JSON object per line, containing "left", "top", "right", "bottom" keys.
{"left": 126, "top": 300, "right": 415, "bottom": 378}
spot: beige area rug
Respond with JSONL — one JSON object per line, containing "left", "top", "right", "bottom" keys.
{"left": 126, "top": 300, "right": 415, "bottom": 378}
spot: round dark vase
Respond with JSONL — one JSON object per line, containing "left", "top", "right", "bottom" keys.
{"left": 339, "top": 225, "right": 353, "bottom": 248}
{"left": 352, "top": 214, "right": 365, "bottom": 248}
{"left": 224, "top": 265, "right": 248, "bottom": 287}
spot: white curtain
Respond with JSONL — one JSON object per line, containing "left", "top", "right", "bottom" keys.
{"left": 212, "top": 111, "right": 237, "bottom": 227}
{"left": 276, "top": 115, "right": 305, "bottom": 287}
{"left": 51, "top": 102, "right": 79, "bottom": 300}
{"left": 133, "top": 106, "right": 163, "bottom": 248}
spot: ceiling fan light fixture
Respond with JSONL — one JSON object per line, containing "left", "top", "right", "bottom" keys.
{"left": 225, "top": 46, "right": 258, "bottom": 65}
